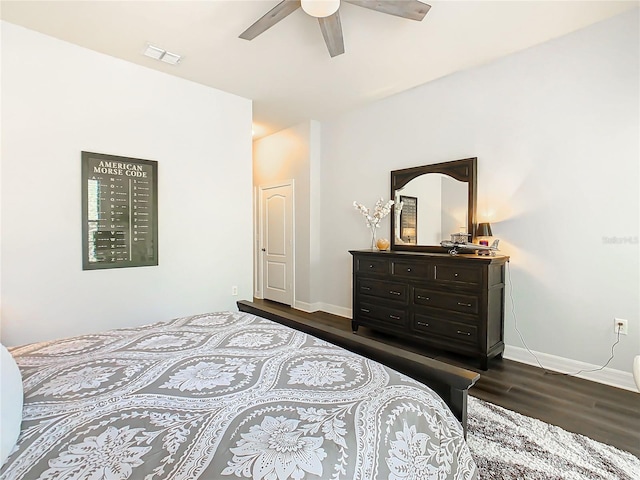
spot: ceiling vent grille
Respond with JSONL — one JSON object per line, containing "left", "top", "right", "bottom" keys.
{"left": 143, "top": 44, "right": 182, "bottom": 65}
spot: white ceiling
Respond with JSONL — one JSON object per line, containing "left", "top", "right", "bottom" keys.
{"left": 1, "top": 1, "right": 637, "bottom": 138}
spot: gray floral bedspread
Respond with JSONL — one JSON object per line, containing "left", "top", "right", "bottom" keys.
{"left": 2, "top": 311, "right": 477, "bottom": 480}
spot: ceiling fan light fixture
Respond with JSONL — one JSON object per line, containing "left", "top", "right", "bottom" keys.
{"left": 301, "top": 0, "right": 340, "bottom": 18}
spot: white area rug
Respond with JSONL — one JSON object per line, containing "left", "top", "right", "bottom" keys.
{"left": 467, "top": 397, "right": 640, "bottom": 480}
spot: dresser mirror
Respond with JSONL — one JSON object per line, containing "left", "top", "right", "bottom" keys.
{"left": 390, "top": 157, "right": 477, "bottom": 251}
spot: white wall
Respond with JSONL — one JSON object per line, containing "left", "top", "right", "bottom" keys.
{"left": 318, "top": 10, "right": 639, "bottom": 376}
{"left": 1, "top": 22, "right": 253, "bottom": 346}
{"left": 253, "top": 120, "right": 322, "bottom": 311}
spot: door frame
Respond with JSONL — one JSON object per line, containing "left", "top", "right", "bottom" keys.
{"left": 254, "top": 180, "right": 295, "bottom": 304}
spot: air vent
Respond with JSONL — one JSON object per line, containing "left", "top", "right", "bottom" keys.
{"left": 143, "top": 44, "right": 182, "bottom": 65}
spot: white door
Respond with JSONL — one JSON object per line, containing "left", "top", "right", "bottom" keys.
{"left": 260, "top": 183, "right": 294, "bottom": 305}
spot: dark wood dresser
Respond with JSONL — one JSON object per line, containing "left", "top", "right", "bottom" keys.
{"left": 350, "top": 250, "right": 509, "bottom": 370}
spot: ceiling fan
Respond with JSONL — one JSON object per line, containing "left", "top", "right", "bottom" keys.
{"left": 239, "top": 0, "right": 431, "bottom": 58}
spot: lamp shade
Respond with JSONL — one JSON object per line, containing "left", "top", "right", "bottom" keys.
{"left": 477, "top": 223, "right": 493, "bottom": 237}
{"left": 301, "top": 0, "right": 340, "bottom": 18}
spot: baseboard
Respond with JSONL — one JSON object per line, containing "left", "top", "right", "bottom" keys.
{"left": 504, "top": 345, "right": 638, "bottom": 393}
{"left": 292, "top": 300, "right": 318, "bottom": 313}
{"left": 317, "top": 303, "right": 351, "bottom": 319}
{"left": 292, "top": 301, "right": 351, "bottom": 319}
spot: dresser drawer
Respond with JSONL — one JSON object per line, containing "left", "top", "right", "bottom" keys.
{"left": 433, "top": 264, "right": 481, "bottom": 286}
{"left": 449, "top": 320, "right": 478, "bottom": 343}
{"left": 358, "top": 301, "right": 406, "bottom": 327}
{"left": 413, "top": 313, "right": 450, "bottom": 337}
{"left": 413, "top": 313, "right": 478, "bottom": 344}
{"left": 358, "top": 278, "right": 408, "bottom": 302}
{"left": 391, "top": 260, "right": 431, "bottom": 279}
{"left": 356, "top": 257, "right": 389, "bottom": 275}
{"left": 413, "top": 288, "right": 479, "bottom": 315}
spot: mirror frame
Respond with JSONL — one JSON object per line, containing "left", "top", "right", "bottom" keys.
{"left": 390, "top": 157, "right": 477, "bottom": 252}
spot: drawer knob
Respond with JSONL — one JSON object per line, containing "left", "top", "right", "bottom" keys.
{"left": 390, "top": 291, "right": 401, "bottom": 296}
{"left": 417, "top": 295, "right": 430, "bottom": 301}
{"left": 454, "top": 273, "right": 459, "bottom": 277}
{"left": 407, "top": 268, "right": 411, "bottom": 272}
{"left": 361, "top": 308, "right": 370, "bottom": 313}
{"left": 457, "top": 330, "right": 471, "bottom": 336}
{"left": 369, "top": 264, "right": 374, "bottom": 268}
{"left": 457, "top": 302, "right": 472, "bottom": 307}
{"left": 389, "top": 315, "right": 401, "bottom": 320}
{"left": 417, "top": 321, "right": 429, "bottom": 327}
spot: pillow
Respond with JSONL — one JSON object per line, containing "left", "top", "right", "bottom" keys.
{"left": 1, "top": 343, "right": 23, "bottom": 465}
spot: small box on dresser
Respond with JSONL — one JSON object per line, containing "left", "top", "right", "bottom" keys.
{"left": 350, "top": 250, "right": 509, "bottom": 370}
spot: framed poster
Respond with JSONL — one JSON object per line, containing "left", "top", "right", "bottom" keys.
{"left": 399, "top": 195, "right": 417, "bottom": 245}
{"left": 81, "top": 151, "right": 158, "bottom": 270}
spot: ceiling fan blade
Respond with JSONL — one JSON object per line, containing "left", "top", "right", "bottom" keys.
{"left": 239, "top": 0, "right": 302, "bottom": 40}
{"left": 344, "top": 0, "right": 431, "bottom": 21}
{"left": 318, "top": 11, "right": 345, "bottom": 58}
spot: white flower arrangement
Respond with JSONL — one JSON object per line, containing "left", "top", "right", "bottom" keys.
{"left": 353, "top": 198, "right": 394, "bottom": 228}
{"left": 353, "top": 198, "right": 400, "bottom": 249}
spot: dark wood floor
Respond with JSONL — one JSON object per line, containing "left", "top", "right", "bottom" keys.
{"left": 251, "top": 299, "right": 640, "bottom": 458}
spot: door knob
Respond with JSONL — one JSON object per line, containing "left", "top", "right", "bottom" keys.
{"left": 261, "top": 248, "right": 266, "bottom": 252}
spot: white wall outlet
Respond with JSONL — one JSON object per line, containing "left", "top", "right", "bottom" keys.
{"left": 614, "top": 318, "right": 628, "bottom": 335}
{"left": 231, "top": 286, "right": 238, "bottom": 296}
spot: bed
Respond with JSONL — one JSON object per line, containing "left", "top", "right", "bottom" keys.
{"left": 1, "top": 304, "right": 479, "bottom": 480}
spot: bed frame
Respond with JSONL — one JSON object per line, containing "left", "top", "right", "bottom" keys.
{"left": 237, "top": 300, "right": 480, "bottom": 435}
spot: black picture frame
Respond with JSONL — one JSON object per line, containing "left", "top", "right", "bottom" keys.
{"left": 81, "top": 151, "right": 158, "bottom": 270}
{"left": 399, "top": 195, "right": 418, "bottom": 244}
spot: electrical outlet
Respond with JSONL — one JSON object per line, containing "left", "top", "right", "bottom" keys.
{"left": 231, "top": 286, "right": 238, "bottom": 296}
{"left": 614, "top": 318, "right": 628, "bottom": 335}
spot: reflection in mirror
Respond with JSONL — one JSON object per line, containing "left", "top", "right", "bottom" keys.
{"left": 394, "top": 174, "right": 468, "bottom": 246}
{"left": 398, "top": 195, "right": 417, "bottom": 244}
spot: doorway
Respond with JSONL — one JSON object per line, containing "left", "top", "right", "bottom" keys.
{"left": 258, "top": 182, "right": 294, "bottom": 305}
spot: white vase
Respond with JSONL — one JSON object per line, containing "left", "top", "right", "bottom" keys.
{"left": 633, "top": 355, "right": 640, "bottom": 391}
